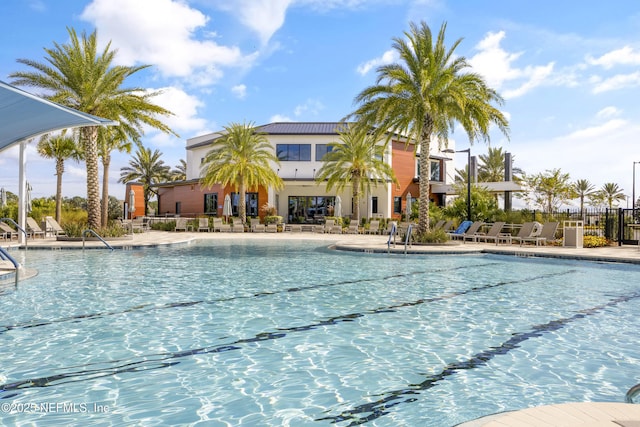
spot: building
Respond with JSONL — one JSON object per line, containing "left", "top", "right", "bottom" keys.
{"left": 152, "top": 122, "right": 456, "bottom": 222}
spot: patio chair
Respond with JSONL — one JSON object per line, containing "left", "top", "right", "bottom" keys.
{"left": 266, "top": 223, "right": 278, "bottom": 233}
{"left": 365, "top": 220, "right": 380, "bottom": 235}
{"left": 26, "top": 217, "right": 45, "bottom": 238}
{"left": 451, "top": 221, "right": 485, "bottom": 242}
{"left": 198, "top": 217, "right": 210, "bottom": 232}
{"left": 346, "top": 223, "right": 359, "bottom": 234}
{"left": 446, "top": 220, "right": 473, "bottom": 239}
{"left": 45, "top": 216, "right": 66, "bottom": 236}
{"left": 250, "top": 217, "right": 265, "bottom": 232}
{"left": 431, "top": 219, "right": 445, "bottom": 231}
{"left": 498, "top": 222, "right": 536, "bottom": 245}
{"left": 131, "top": 217, "right": 149, "bottom": 232}
{"left": 473, "top": 221, "right": 506, "bottom": 244}
{"left": 439, "top": 220, "right": 454, "bottom": 232}
{"left": 212, "top": 218, "right": 231, "bottom": 232}
{"left": 175, "top": 218, "right": 189, "bottom": 232}
{"left": 517, "top": 222, "right": 559, "bottom": 246}
{"left": 231, "top": 218, "right": 245, "bottom": 233}
{"left": 0, "top": 221, "right": 18, "bottom": 240}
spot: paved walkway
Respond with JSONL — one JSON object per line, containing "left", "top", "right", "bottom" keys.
{"left": 2, "top": 231, "right": 640, "bottom": 425}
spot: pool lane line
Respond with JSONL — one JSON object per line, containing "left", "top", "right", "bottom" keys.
{"left": 0, "top": 262, "right": 501, "bottom": 335}
{"left": 316, "top": 290, "right": 640, "bottom": 426}
{"left": 0, "top": 268, "right": 574, "bottom": 395}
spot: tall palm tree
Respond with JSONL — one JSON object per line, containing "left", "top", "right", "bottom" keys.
{"left": 10, "top": 27, "right": 176, "bottom": 229}
{"left": 200, "top": 122, "right": 283, "bottom": 225}
{"left": 171, "top": 159, "right": 187, "bottom": 181}
{"left": 119, "top": 146, "right": 171, "bottom": 216}
{"left": 348, "top": 21, "right": 509, "bottom": 235}
{"left": 315, "top": 124, "right": 397, "bottom": 222}
{"left": 573, "top": 179, "right": 595, "bottom": 216}
{"left": 98, "top": 127, "right": 132, "bottom": 227}
{"left": 598, "top": 182, "right": 626, "bottom": 209}
{"left": 37, "top": 134, "right": 81, "bottom": 222}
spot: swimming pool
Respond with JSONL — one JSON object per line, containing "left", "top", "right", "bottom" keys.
{"left": 1, "top": 239, "right": 639, "bottom": 426}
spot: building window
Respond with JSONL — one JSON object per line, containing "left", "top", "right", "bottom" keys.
{"left": 288, "top": 196, "right": 336, "bottom": 223}
{"left": 315, "top": 144, "right": 334, "bottom": 161}
{"left": 232, "top": 192, "right": 259, "bottom": 217}
{"left": 204, "top": 193, "right": 217, "bottom": 215}
{"left": 393, "top": 197, "right": 401, "bottom": 214}
{"left": 276, "top": 144, "right": 311, "bottom": 161}
{"left": 175, "top": 201, "right": 181, "bottom": 215}
{"left": 372, "top": 196, "right": 378, "bottom": 214}
{"left": 417, "top": 159, "right": 443, "bottom": 182}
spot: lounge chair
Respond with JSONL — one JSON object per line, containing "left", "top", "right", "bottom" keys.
{"left": 287, "top": 224, "right": 302, "bottom": 232}
{"left": 383, "top": 221, "right": 398, "bottom": 236}
{"left": 131, "top": 217, "right": 149, "bottom": 232}
{"left": 446, "top": 220, "right": 473, "bottom": 239}
{"left": 0, "top": 222, "right": 18, "bottom": 240}
{"left": 250, "top": 217, "right": 265, "bottom": 232}
{"left": 440, "top": 220, "right": 454, "bottom": 232}
{"left": 266, "top": 223, "right": 278, "bottom": 232}
{"left": 175, "top": 218, "right": 189, "bottom": 232}
{"left": 346, "top": 223, "right": 359, "bottom": 234}
{"left": 322, "top": 219, "right": 342, "bottom": 234}
{"left": 517, "top": 222, "right": 559, "bottom": 246}
{"left": 231, "top": 218, "right": 245, "bottom": 233}
{"left": 498, "top": 222, "right": 536, "bottom": 245}
{"left": 45, "top": 216, "right": 66, "bottom": 236}
{"left": 473, "top": 221, "right": 506, "bottom": 244}
{"left": 197, "top": 217, "right": 210, "bottom": 232}
{"left": 431, "top": 219, "right": 445, "bottom": 231}
{"left": 212, "top": 218, "right": 231, "bottom": 232}
{"left": 454, "top": 221, "right": 485, "bottom": 242}
{"left": 26, "top": 217, "right": 45, "bottom": 238}
{"left": 365, "top": 220, "right": 380, "bottom": 235}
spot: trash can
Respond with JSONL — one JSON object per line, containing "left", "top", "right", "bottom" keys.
{"left": 563, "top": 220, "right": 583, "bottom": 248}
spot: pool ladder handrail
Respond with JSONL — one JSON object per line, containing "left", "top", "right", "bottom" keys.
{"left": 626, "top": 382, "right": 640, "bottom": 403}
{"left": 1, "top": 217, "right": 28, "bottom": 249}
{"left": 386, "top": 222, "right": 397, "bottom": 253}
{"left": 404, "top": 223, "right": 413, "bottom": 254}
{"left": 0, "top": 245, "right": 21, "bottom": 287}
{"left": 82, "top": 229, "right": 114, "bottom": 251}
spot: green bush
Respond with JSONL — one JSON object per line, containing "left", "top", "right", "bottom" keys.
{"left": 61, "top": 221, "right": 128, "bottom": 238}
{"left": 413, "top": 228, "right": 449, "bottom": 244}
{"left": 582, "top": 235, "right": 609, "bottom": 248}
{"left": 264, "top": 215, "right": 283, "bottom": 225}
{"left": 151, "top": 220, "right": 176, "bottom": 231}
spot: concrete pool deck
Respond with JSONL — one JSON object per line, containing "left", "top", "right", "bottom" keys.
{"left": 2, "top": 231, "right": 640, "bottom": 425}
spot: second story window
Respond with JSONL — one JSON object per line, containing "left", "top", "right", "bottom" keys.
{"left": 277, "top": 144, "right": 311, "bottom": 161}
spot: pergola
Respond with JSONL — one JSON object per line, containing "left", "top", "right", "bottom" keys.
{"left": 0, "top": 80, "right": 115, "bottom": 244}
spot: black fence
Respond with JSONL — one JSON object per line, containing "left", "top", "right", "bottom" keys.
{"left": 523, "top": 208, "right": 640, "bottom": 245}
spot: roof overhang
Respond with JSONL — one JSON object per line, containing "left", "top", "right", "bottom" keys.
{"left": 431, "top": 181, "right": 524, "bottom": 195}
{"left": 0, "top": 80, "right": 117, "bottom": 152}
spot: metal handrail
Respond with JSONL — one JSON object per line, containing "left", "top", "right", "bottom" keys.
{"left": 626, "top": 383, "right": 640, "bottom": 403}
{"left": 1, "top": 217, "right": 28, "bottom": 249}
{"left": 386, "top": 222, "right": 397, "bottom": 253}
{"left": 0, "top": 246, "right": 21, "bottom": 287}
{"left": 404, "top": 223, "right": 413, "bottom": 254}
{"left": 82, "top": 229, "right": 114, "bottom": 251}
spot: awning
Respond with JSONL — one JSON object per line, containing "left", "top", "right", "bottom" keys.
{"left": 0, "top": 80, "right": 116, "bottom": 153}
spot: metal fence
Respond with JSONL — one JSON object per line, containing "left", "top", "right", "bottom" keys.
{"left": 523, "top": 208, "right": 639, "bottom": 245}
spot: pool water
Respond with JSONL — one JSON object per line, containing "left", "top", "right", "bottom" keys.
{"left": 1, "top": 240, "right": 639, "bottom": 426}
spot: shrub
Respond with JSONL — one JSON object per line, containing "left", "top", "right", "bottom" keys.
{"left": 264, "top": 215, "right": 283, "bottom": 225}
{"left": 582, "top": 235, "right": 609, "bottom": 248}
{"left": 151, "top": 221, "right": 176, "bottom": 231}
{"left": 61, "top": 221, "right": 128, "bottom": 238}
{"left": 413, "top": 228, "right": 449, "bottom": 244}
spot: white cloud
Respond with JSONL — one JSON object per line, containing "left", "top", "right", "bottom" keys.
{"left": 592, "top": 72, "right": 640, "bottom": 94}
{"left": 294, "top": 99, "right": 325, "bottom": 117}
{"left": 586, "top": 46, "right": 640, "bottom": 69}
{"left": 210, "top": 0, "right": 293, "bottom": 45}
{"left": 596, "top": 106, "right": 621, "bottom": 119}
{"left": 270, "top": 114, "right": 293, "bottom": 122}
{"left": 469, "top": 31, "right": 554, "bottom": 99}
{"left": 356, "top": 49, "right": 399, "bottom": 75}
{"left": 563, "top": 118, "right": 627, "bottom": 141}
{"left": 232, "top": 84, "right": 247, "bottom": 99}
{"left": 81, "top": 0, "right": 250, "bottom": 81}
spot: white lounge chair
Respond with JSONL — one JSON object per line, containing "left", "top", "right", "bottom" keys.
{"left": 212, "top": 218, "right": 231, "bottom": 232}
{"left": 198, "top": 217, "right": 210, "bottom": 232}
{"left": 498, "top": 222, "right": 536, "bottom": 245}
{"left": 250, "top": 217, "right": 265, "bottom": 232}
{"left": 45, "top": 216, "right": 66, "bottom": 236}
{"left": 365, "top": 220, "right": 380, "bottom": 235}
{"left": 518, "top": 222, "right": 559, "bottom": 246}
{"left": 175, "top": 218, "right": 189, "bottom": 232}
{"left": 0, "top": 222, "right": 18, "bottom": 240}
{"left": 26, "top": 217, "right": 45, "bottom": 238}
{"left": 473, "top": 221, "right": 506, "bottom": 244}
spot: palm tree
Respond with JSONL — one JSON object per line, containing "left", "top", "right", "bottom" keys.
{"left": 315, "top": 124, "right": 397, "bottom": 222}
{"left": 10, "top": 27, "right": 176, "bottom": 229}
{"left": 200, "top": 122, "right": 283, "bottom": 225}
{"left": 598, "top": 182, "right": 626, "bottom": 209}
{"left": 528, "top": 168, "right": 575, "bottom": 213}
{"left": 573, "top": 179, "right": 595, "bottom": 216}
{"left": 171, "top": 159, "right": 187, "bottom": 181}
{"left": 119, "top": 146, "right": 171, "bottom": 216}
{"left": 347, "top": 21, "right": 509, "bottom": 235}
{"left": 98, "top": 127, "right": 132, "bottom": 227}
{"left": 37, "top": 134, "right": 81, "bottom": 222}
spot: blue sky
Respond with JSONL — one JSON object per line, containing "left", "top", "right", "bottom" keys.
{"left": 1, "top": 0, "right": 640, "bottom": 206}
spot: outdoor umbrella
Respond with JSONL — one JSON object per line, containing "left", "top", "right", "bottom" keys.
{"left": 0, "top": 187, "right": 6, "bottom": 208}
{"left": 334, "top": 195, "right": 342, "bottom": 218}
{"left": 406, "top": 192, "right": 412, "bottom": 220}
{"left": 26, "top": 182, "right": 32, "bottom": 213}
{"left": 129, "top": 190, "right": 136, "bottom": 219}
{"left": 223, "top": 194, "right": 232, "bottom": 221}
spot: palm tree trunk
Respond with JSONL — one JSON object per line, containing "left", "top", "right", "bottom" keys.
{"left": 82, "top": 126, "right": 101, "bottom": 229}
{"left": 352, "top": 176, "right": 360, "bottom": 222}
{"left": 417, "top": 133, "right": 432, "bottom": 235}
{"left": 239, "top": 181, "right": 246, "bottom": 225}
{"left": 101, "top": 154, "right": 110, "bottom": 228}
{"left": 55, "top": 158, "right": 64, "bottom": 223}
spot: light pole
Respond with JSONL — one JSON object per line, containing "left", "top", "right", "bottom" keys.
{"left": 444, "top": 148, "right": 472, "bottom": 221}
{"left": 634, "top": 161, "right": 640, "bottom": 222}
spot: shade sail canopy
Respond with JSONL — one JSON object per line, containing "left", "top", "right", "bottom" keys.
{"left": 0, "top": 80, "right": 116, "bottom": 152}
